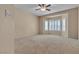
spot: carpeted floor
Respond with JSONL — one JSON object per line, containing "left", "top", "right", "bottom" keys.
{"left": 15, "top": 35, "right": 79, "bottom": 54}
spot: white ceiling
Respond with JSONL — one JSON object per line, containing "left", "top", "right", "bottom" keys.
{"left": 14, "top": 4, "right": 79, "bottom": 16}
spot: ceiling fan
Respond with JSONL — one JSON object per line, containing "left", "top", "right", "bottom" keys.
{"left": 35, "top": 4, "right": 51, "bottom": 11}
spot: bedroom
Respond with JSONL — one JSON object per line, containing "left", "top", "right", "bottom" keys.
{"left": 0, "top": 4, "right": 79, "bottom": 53}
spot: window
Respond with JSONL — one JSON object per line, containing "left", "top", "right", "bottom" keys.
{"left": 62, "top": 18, "right": 66, "bottom": 31}
{"left": 58, "top": 20, "right": 61, "bottom": 31}
{"left": 44, "top": 20, "right": 48, "bottom": 31}
{"left": 44, "top": 15, "right": 67, "bottom": 33}
{"left": 44, "top": 19, "right": 61, "bottom": 31}
{"left": 54, "top": 20, "right": 58, "bottom": 31}
{"left": 51, "top": 20, "right": 54, "bottom": 30}
{"left": 49, "top": 20, "right": 52, "bottom": 31}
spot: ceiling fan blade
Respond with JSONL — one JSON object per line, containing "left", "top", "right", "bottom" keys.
{"left": 42, "top": 4, "right": 45, "bottom": 7}
{"left": 38, "top": 4, "right": 41, "bottom": 7}
{"left": 46, "top": 9, "right": 51, "bottom": 11}
{"left": 46, "top": 4, "right": 51, "bottom": 7}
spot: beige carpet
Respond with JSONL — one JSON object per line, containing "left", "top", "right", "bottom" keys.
{"left": 15, "top": 35, "right": 79, "bottom": 54}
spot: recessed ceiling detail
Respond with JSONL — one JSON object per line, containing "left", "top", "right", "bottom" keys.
{"left": 14, "top": 4, "right": 79, "bottom": 16}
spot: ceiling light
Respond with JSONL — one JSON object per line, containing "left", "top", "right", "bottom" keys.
{"left": 40, "top": 8, "right": 46, "bottom": 11}
{"left": 36, "top": 4, "right": 51, "bottom": 11}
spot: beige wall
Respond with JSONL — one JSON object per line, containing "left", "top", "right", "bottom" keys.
{"left": 40, "top": 8, "right": 78, "bottom": 39}
{"left": 68, "top": 8, "right": 78, "bottom": 39}
{"left": 78, "top": 8, "right": 79, "bottom": 40}
{"left": 0, "top": 5, "right": 15, "bottom": 53}
{"left": 0, "top": 4, "right": 39, "bottom": 53}
{"left": 14, "top": 8, "right": 39, "bottom": 39}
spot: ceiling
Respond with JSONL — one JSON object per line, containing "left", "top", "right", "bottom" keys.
{"left": 14, "top": 4, "right": 79, "bottom": 16}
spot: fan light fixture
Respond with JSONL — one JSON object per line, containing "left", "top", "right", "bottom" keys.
{"left": 40, "top": 7, "right": 46, "bottom": 11}
{"left": 36, "top": 4, "right": 51, "bottom": 11}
